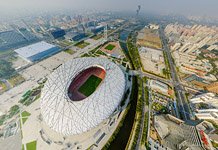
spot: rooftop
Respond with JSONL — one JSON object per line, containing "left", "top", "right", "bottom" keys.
{"left": 14, "top": 41, "right": 58, "bottom": 58}
{"left": 154, "top": 115, "right": 204, "bottom": 150}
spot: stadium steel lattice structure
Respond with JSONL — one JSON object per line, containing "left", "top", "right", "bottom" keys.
{"left": 40, "top": 57, "right": 126, "bottom": 135}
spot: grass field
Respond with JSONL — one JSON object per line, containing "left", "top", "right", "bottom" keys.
{"left": 21, "top": 111, "right": 31, "bottom": 124}
{"left": 26, "top": 141, "right": 37, "bottom": 150}
{"left": 78, "top": 75, "right": 102, "bottom": 97}
{"left": 22, "top": 118, "right": 28, "bottom": 124}
{"left": 105, "top": 44, "right": 116, "bottom": 51}
{"left": 75, "top": 41, "right": 90, "bottom": 49}
{"left": 64, "top": 49, "right": 75, "bottom": 55}
{"left": 21, "top": 111, "right": 31, "bottom": 117}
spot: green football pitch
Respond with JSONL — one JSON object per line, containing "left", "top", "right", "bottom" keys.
{"left": 78, "top": 75, "right": 102, "bottom": 97}
{"left": 105, "top": 44, "right": 116, "bottom": 51}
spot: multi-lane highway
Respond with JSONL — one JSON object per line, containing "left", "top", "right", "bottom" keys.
{"left": 159, "top": 26, "right": 192, "bottom": 121}
{"left": 130, "top": 70, "right": 172, "bottom": 86}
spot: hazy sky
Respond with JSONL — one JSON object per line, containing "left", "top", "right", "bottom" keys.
{"left": 0, "top": 0, "right": 218, "bottom": 18}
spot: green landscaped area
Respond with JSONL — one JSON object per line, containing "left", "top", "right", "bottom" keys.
{"left": 0, "top": 81, "right": 7, "bottom": 93}
{"left": 26, "top": 140, "right": 37, "bottom": 150}
{"left": 22, "top": 117, "right": 28, "bottom": 124}
{"left": 8, "top": 74, "right": 25, "bottom": 87}
{"left": 64, "top": 49, "right": 75, "bottom": 55}
{"left": 0, "top": 105, "right": 20, "bottom": 125}
{"left": 21, "top": 111, "right": 31, "bottom": 117}
{"left": 105, "top": 44, "right": 116, "bottom": 51}
{"left": 92, "top": 34, "right": 102, "bottom": 40}
{"left": 21, "top": 111, "right": 31, "bottom": 124}
{"left": 75, "top": 41, "right": 90, "bottom": 49}
{"left": 78, "top": 75, "right": 102, "bottom": 97}
{"left": 152, "top": 102, "right": 166, "bottom": 112}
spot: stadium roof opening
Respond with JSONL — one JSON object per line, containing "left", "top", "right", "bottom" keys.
{"left": 67, "top": 66, "right": 106, "bottom": 101}
{"left": 14, "top": 41, "right": 60, "bottom": 62}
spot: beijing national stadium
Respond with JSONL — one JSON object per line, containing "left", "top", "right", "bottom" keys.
{"left": 40, "top": 57, "right": 129, "bottom": 144}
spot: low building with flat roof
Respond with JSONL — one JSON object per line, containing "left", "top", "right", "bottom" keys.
{"left": 150, "top": 80, "right": 169, "bottom": 94}
{"left": 206, "top": 82, "right": 218, "bottom": 94}
{"left": 14, "top": 41, "right": 60, "bottom": 62}
{"left": 190, "top": 93, "right": 218, "bottom": 120}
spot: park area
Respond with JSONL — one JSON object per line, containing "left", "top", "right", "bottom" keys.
{"left": 23, "top": 140, "right": 37, "bottom": 150}
{"left": 64, "top": 49, "right": 75, "bottom": 55}
{"left": 75, "top": 41, "right": 90, "bottom": 49}
{"left": 78, "top": 75, "right": 102, "bottom": 97}
{"left": 21, "top": 111, "right": 31, "bottom": 124}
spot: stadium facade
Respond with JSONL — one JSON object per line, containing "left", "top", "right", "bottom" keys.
{"left": 14, "top": 41, "right": 60, "bottom": 62}
{"left": 40, "top": 57, "right": 126, "bottom": 135}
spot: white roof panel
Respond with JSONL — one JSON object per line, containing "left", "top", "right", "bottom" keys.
{"left": 14, "top": 41, "right": 58, "bottom": 58}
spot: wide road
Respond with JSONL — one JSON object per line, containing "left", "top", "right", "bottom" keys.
{"left": 159, "top": 26, "right": 191, "bottom": 121}
{"left": 130, "top": 70, "right": 172, "bottom": 85}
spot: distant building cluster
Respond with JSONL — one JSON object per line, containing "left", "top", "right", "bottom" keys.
{"left": 183, "top": 74, "right": 209, "bottom": 88}
{"left": 0, "top": 28, "right": 39, "bottom": 51}
{"left": 206, "top": 82, "right": 218, "bottom": 94}
{"left": 165, "top": 24, "right": 218, "bottom": 87}
{"left": 148, "top": 23, "right": 159, "bottom": 30}
{"left": 190, "top": 93, "right": 218, "bottom": 120}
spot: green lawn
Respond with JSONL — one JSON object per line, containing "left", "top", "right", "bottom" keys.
{"left": 21, "top": 111, "right": 31, "bottom": 124}
{"left": 75, "top": 41, "right": 90, "bottom": 49}
{"left": 105, "top": 44, "right": 116, "bottom": 51}
{"left": 8, "top": 105, "right": 20, "bottom": 118}
{"left": 26, "top": 141, "right": 37, "bottom": 150}
{"left": 22, "top": 117, "right": 28, "bottom": 124}
{"left": 21, "top": 111, "right": 31, "bottom": 117}
{"left": 64, "top": 49, "right": 75, "bottom": 55}
{"left": 78, "top": 75, "right": 102, "bottom": 97}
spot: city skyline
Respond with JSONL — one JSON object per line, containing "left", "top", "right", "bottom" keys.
{"left": 0, "top": 0, "right": 218, "bottom": 19}
{"left": 0, "top": 2, "right": 217, "bottom": 150}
